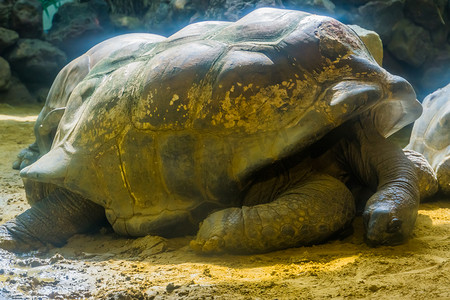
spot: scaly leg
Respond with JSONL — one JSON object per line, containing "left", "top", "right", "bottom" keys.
{"left": 337, "top": 117, "right": 420, "bottom": 246}
{"left": 0, "top": 188, "right": 106, "bottom": 253}
{"left": 191, "top": 173, "right": 355, "bottom": 254}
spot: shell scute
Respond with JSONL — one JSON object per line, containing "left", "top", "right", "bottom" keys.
{"left": 132, "top": 40, "right": 227, "bottom": 131}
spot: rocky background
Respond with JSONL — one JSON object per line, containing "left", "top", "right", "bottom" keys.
{"left": 0, "top": 0, "right": 449, "bottom": 104}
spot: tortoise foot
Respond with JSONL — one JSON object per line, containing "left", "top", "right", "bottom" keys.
{"left": 190, "top": 208, "right": 239, "bottom": 255}
{"left": 190, "top": 234, "right": 225, "bottom": 254}
{"left": 0, "top": 221, "right": 45, "bottom": 253}
{"left": 12, "top": 143, "right": 40, "bottom": 170}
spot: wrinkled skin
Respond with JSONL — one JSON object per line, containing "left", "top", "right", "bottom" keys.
{"left": 3, "top": 8, "right": 423, "bottom": 254}
{"left": 191, "top": 117, "right": 420, "bottom": 253}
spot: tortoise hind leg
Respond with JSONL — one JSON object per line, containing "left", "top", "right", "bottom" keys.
{"left": 190, "top": 173, "right": 355, "bottom": 254}
{"left": 0, "top": 188, "right": 107, "bottom": 253}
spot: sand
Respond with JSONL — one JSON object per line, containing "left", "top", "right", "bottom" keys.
{"left": 0, "top": 103, "right": 449, "bottom": 299}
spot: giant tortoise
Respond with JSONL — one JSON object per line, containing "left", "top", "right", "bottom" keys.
{"left": 406, "top": 83, "right": 450, "bottom": 196}
{"left": 1, "top": 8, "right": 424, "bottom": 254}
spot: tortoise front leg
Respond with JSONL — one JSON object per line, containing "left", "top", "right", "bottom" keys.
{"left": 339, "top": 118, "right": 421, "bottom": 246}
{"left": 0, "top": 188, "right": 106, "bottom": 253}
{"left": 190, "top": 173, "right": 355, "bottom": 254}
{"left": 12, "top": 107, "right": 66, "bottom": 170}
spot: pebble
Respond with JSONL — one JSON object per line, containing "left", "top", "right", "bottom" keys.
{"left": 369, "top": 285, "right": 379, "bottom": 292}
{"left": 166, "top": 283, "right": 181, "bottom": 293}
{"left": 50, "top": 253, "right": 64, "bottom": 264}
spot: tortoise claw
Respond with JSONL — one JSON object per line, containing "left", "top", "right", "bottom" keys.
{"left": 190, "top": 210, "right": 230, "bottom": 254}
{"left": 190, "top": 235, "right": 225, "bottom": 254}
{"left": 12, "top": 144, "right": 40, "bottom": 170}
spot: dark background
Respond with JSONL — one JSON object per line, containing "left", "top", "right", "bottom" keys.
{"left": 0, "top": 0, "right": 449, "bottom": 104}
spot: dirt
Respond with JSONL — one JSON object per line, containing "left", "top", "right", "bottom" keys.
{"left": 0, "top": 103, "right": 449, "bottom": 299}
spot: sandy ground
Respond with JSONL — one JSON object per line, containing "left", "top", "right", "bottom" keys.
{"left": 0, "top": 103, "right": 449, "bottom": 299}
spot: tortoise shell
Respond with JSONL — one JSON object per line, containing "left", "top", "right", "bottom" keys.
{"left": 407, "top": 83, "right": 450, "bottom": 194}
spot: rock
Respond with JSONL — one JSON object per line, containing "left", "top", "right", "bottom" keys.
{"left": 33, "top": 87, "right": 50, "bottom": 102}
{"left": 405, "top": 0, "right": 447, "bottom": 30}
{"left": 387, "top": 19, "right": 434, "bottom": 67}
{"left": 0, "top": 27, "right": 18, "bottom": 54}
{"left": 46, "top": 0, "right": 112, "bottom": 60}
{"left": 348, "top": 24, "right": 383, "bottom": 66}
{"left": 0, "top": 56, "right": 11, "bottom": 91}
{"left": 49, "top": 253, "right": 65, "bottom": 264}
{"left": 430, "top": 25, "right": 449, "bottom": 47}
{"left": 0, "top": 75, "right": 35, "bottom": 103}
{"left": 127, "top": 236, "right": 168, "bottom": 257}
{"left": 0, "top": 0, "right": 12, "bottom": 28}
{"left": 109, "top": 14, "right": 144, "bottom": 32}
{"left": 11, "top": 0, "right": 43, "bottom": 38}
{"left": 166, "top": 283, "right": 181, "bottom": 293}
{"left": 282, "top": 0, "right": 336, "bottom": 15}
{"left": 205, "top": 0, "right": 281, "bottom": 21}
{"left": 6, "top": 39, "right": 67, "bottom": 85}
{"left": 420, "top": 45, "right": 450, "bottom": 96}
{"left": 143, "top": 1, "right": 177, "bottom": 34}
{"left": 142, "top": 0, "right": 205, "bottom": 36}
{"left": 333, "top": 0, "right": 372, "bottom": 5}
{"left": 357, "top": 0, "right": 405, "bottom": 43}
